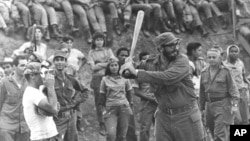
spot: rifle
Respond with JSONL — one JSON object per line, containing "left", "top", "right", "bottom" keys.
{"left": 32, "top": 24, "right": 37, "bottom": 52}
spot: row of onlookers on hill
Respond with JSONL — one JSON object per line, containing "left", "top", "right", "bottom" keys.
{"left": 1, "top": 0, "right": 250, "bottom": 45}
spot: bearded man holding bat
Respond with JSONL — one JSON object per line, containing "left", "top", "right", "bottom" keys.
{"left": 121, "top": 32, "right": 205, "bottom": 141}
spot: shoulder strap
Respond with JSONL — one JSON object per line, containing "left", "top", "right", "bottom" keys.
{"left": 205, "top": 68, "right": 221, "bottom": 93}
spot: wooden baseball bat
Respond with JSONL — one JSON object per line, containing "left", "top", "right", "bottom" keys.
{"left": 129, "top": 10, "right": 144, "bottom": 58}
{"left": 120, "top": 10, "right": 144, "bottom": 75}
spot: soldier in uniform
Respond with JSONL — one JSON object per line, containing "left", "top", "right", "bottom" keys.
{"left": 52, "top": 50, "right": 89, "bottom": 141}
{"left": 200, "top": 48, "right": 239, "bottom": 141}
{"left": 135, "top": 51, "right": 158, "bottom": 141}
{"left": 224, "top": 44, "right": 250, "bottom": 125}
{"left": 121, "top": 32, "right": 205, "bottom": 141}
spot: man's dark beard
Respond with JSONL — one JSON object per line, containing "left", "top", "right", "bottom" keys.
{"left": 163, "top": 49, "right": 179, "bottom": 61}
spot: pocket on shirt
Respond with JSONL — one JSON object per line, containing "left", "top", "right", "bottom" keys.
{"left": 215, "top": 77, "right": 226, "bottom": 87}
{"left": 5, "top": 95, "right": 19, "bottom": 105}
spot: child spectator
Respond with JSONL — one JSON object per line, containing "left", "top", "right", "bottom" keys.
{"left": 100, "top": 57, "right": 133, "bottom": 141}
{"left": 88, "top": 31, "right": 116, "bottom": 135}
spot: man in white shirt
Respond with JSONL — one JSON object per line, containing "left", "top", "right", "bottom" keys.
{"left": 22, "top": 62, "right": 58, "bottom": 141}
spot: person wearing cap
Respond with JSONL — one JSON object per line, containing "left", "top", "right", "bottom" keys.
{"left": 60, "top": 35, "right": 87, "bottom": 132}
{"left": 0, "top": 55, "right": 30, "bottom": 141}
{"left": 88, "top": 31, "right": 116, "bottom": 135}
{"left": 0, "top": 57, "right": 14, "bottom": 76}
{"left": 121, "top": 32, "right": 205, "bottom": 141}
{"left": 134, "top": 51, "right": 158, "bottom": 141}
{"left": 13, "top": 26, "right": 47, "bottom": 60}
{"left": 22, "top": 61, "right": 59, "bottom": 141}
{"left": 200, "top": 48, "right": 239, "bottom": 141}
{"left": 52, "top": 50, "right": 89, "bottom": 141}
{"left": 224, "top": 44, "right": 250, "bottom": 125}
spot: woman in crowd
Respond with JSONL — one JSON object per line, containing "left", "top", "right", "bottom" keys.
{"left": 100, "top": 57, "right": 133, "bottom": 141}
{"left": 87, "top": 31, "right": 116, "bottom": 135}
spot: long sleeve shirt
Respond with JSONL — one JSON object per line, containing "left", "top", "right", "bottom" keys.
{"left": 54, "top": 72, "right": 89, "bottom": 111}
{"left": 88, "top": 48, "right": 115, "bottom": 76}
{"left": 199, "top": 65, "right": 240, "bottom": 111}
{"left": 136, "top": 54, "right": 197, "bottom": 109}
{"left": 13, "top": 41, "right": 47, "bottom": 60}
{"left": 0, "top": 76, "right": 29, "bottom": 133}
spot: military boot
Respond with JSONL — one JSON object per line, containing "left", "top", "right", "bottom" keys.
{"left": 85, "top": 29, "right": 92, "bottom": 44}
{"left": 113, "top": 18, "right": 122, "bottom": 36}
{"left": 69, "top": 25, "right": 79, "bottom": 35}
{"left": 160, "top": 19, "right": 171, "bottom": 32}
{"left": 51, "top": 24, "right": 63, "bottom": 38}
{"left": 44, "top": 27, "right": 50, "bottom": 41}
{"left": 197, "top": 25, "right": 209, "bottom": 37}
{"left": 219, "top": 16, "right": 228, "bottom": 30}
{"left": 123, "top": 19, "right": 130, "bottom": 32}
{"left": 207, "top": 18, "right": 217, "bottom": 33}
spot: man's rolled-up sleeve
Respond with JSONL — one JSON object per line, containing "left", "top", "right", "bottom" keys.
{"left": 137, "top": 58, "right": 190, "bottom": 85}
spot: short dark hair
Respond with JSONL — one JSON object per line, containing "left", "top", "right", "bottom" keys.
{"left": 62, "top": 35, "right": 74, "bottom": 43}
{"left": 186, "top": 42, "right": 202, "bottom": 56}
{"left": 139, "top": 51, "right": 149, "bottom": 61}
{"left": 105, "top": 61, "right": 121, "bottom": 76}
{"left": 13, "top": 55, "right": 27, "bottom": 66}
{"left": 116, "top": 47, "right": 130, "bottom": 56}
{"left": 91, "top": 32, "right": 106, "bottom": 49}
{"left": 24, "top": 74, "right": 31, "bottom": 81}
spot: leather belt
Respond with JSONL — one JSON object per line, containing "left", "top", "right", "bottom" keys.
{"left": 208, "top": 97, "right": 225, "bottom": 103}
{"left": 57, "top": 109, "right": 74, "bottom": 118}
{"left": 160, "top": 101, "right": 196, "bottom": 115}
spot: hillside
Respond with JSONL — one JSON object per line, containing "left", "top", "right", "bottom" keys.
{"left": 0, "top": 12, "right": 248, "bottom": 141}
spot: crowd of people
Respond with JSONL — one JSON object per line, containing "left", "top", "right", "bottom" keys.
{"left": 1, "top": 27, "right": 250, "bottom": 141}
{"left": 1, "top": 0, "right": 247, "bottom": 44}
{"left": 1, "top": 0, "right": 250, "bottom": 141}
